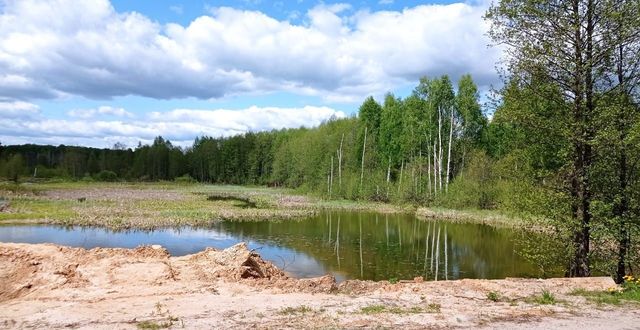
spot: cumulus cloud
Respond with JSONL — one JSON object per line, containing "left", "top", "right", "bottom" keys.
{"left": 67, "top": 106, "right": 134, "bottom": 119}
{"left": 0, "top": 106, "right": 345, "bottom": 148}
{"left": 0, "top": 0, "right": 500, "bottom": 102}
{"left": 0, "top": 100, "right": 40, "bottom": 119}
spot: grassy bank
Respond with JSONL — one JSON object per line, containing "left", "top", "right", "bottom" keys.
{"left": 415, "top": 207, "right": 530, "bottom": 229}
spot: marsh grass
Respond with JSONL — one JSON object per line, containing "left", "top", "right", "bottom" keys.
{"left": 416, "top": 207, "right": 528, "bottom": 229}
{"left": 0, "top": 182, "right": 318, "bottom": 229}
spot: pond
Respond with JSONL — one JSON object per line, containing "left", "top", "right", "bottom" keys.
{"left": 0, "top": 211, "right": 541, "bottom": 282}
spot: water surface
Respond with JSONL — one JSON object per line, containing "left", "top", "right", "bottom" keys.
{"left": 0, "top": 211, "right": 540, "bottom": 281}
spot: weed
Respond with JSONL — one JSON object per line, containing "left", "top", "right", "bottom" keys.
{"left": 529, "top": 290, "right": 556, "bottom": 305}
{"left": 360, "top": 305, "right": 386, "bottom": 314}
{"left": 278, "top": 305, "right": 313, "bottom": 315}
{"left": 360, "top": 304, "right": 433, "bottom": 315}
{"left": 426, "top": 303, "right": 441, "bottom": 313}
{"left": 487, "top": 291, "right": 501, "bottom": 302}
{"left": 388, "top": 277, "right": 398, "bottom": 284}
{"left": 136, "top": 320, "right": 173, "bottom": 329}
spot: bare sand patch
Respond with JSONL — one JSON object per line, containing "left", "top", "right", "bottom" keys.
{"left": 0, "top": 242, "right": 636, "bottom": 329}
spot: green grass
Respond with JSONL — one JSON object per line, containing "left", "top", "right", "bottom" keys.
{"left": 416, "top": 207, "right": 529, "bottom": 228}
{"left": 360, "top": 305, "right": 386, "bottom": 314}
{"left": 570, "top": 288, "right": 624, "bottom": 305}
{"left": 487, "top": 291, "right": 501, "bottom": 302}
{"left": 278, "top": 305, "right": 313, "bottom": 315}
{"left": 0, "top": 198, "right": 77, "bottom": 221}
{"left": 571, "top": 279, "right": 640, "bottom": 306}
{"left": 529, "top": 290, "right": 556, "bottom": 305}
{"left": 360, "top": 303, "right": 439, "bottom": 315}
{"left": 136, "top": 314, "right": 179, "bottom": 330}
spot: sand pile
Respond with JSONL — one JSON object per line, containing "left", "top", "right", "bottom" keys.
{"left": 0, "top": 242, "right": 296, "bottom": 303}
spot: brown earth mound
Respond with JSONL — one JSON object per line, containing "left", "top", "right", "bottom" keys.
{"left": 0, "top": 242, "right": 297, "bottom": 303}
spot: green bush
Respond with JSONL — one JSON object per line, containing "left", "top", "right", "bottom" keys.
{"left": 174, "top": 174, "right": 196, "bottom": 184}
{"left": 94, "top": 170, "right": 118, "bottom": 182}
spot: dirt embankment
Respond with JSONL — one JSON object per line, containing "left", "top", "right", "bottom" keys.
{"left": 0, "top": 242, "right": 637, "bottom": 329}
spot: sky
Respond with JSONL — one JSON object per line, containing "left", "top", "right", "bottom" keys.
{"left": 0, "top": 0, "right": 501, "bottom": 148}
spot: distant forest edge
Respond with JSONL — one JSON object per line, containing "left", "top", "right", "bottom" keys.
{"left": 2, "top": 75, "right": 492, "bottom": 204}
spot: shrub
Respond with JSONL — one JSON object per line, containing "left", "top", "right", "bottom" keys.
{"left": 174, "top": 174, "right": 196, "bottom": 184}
{"left": 94, "top": 170, "right": 118, "bottom": 182}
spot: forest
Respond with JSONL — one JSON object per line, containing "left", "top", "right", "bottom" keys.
{"left": 1, "top": 0, "right": 639, "bottom": 283}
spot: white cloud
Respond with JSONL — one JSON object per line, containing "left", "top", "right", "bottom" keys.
{"left": 0, "top": 100, "right": 40, "bottom": 119}
{"left": 378, "top": 0, "right": 394, "bottom": 5}
{"left": 68, "top": 106, "right": 134, "bottom": 119}
{"left": 0, "top": 0, "right": 500, "bottom": 102}
{"left": 0, "top": 106, "right": 345, "bottom": 148}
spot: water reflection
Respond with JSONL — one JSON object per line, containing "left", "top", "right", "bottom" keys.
{"left": 0, "top": 210, "right": 543, "bottom": 281}
{"left": 212, "top": 211, "right": 541, "bottom": 281}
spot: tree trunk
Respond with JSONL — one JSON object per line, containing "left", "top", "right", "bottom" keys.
{"left": 613, "top": 13, "right": 631, "bottom": 284}
{"left": 427, "top": 140, "right": 431, "bottom": 197}
{"left": 570, "top": 0, "right": 592, "bottom": 277}
{"left": 433, "top": 139, "right": 438, "bottom": 196}
{"left": 338, "top": 133, "right": 344, "bottom": 188}
{"left": 438, "top": 106, "right": 443, "bottom": 192}
{"left": 398, "top": 159, "right": 404, "bottom": 195}
{"left": 446, "top": 107, "right": 453, "bottom": 193}
{"left": 386, "top": 157, "right": 391, "bottom": 199}
{"left": 360, "top": 126, "right": 367, "bottom": 189}
{"left": 330, "top": 156, "right": 334, "bottom": 197}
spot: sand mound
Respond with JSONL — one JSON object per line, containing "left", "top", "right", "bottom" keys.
{"left": 175, "top": 242, "right": 286, "bottom": 281}
{"left": 0, "top": 242, "right": 293, "bottom": 303}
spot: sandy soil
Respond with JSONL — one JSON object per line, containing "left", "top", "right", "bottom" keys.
{"left": 0, "top": 242, "right": 637, "bottom": 329}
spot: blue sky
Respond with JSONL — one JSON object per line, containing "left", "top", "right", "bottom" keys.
{"left": 0, "top": 0, "right": 500, "bottom": 148}
{"left": 110, "top": 0, "right": 464, "bottom": 25}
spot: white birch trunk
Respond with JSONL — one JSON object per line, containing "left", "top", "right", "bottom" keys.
{"left": 427, "top": 137, "right": 431, "bottom": 196}
{"left": 433, "top": 139, "right": 438, "bottom": 196}
{"left": 386, "top": 157, "right": 391, "bottom": 199}
{"left": 446, "top": 108, "right": 453, "bottom": 193}
{"left": 330, "top": 156, "right": 334, "bottom": 197}
{"left": 438, "top": 106, "right": 443, "bottom": 192}
{"left": 398, "top": 159, "right": 404, "bottom": 194}
{"left": 360, "top": 127, "right": 367, "bottom": 188}
{"left": 338, "top": 133, "right": 344, "bottom": 187}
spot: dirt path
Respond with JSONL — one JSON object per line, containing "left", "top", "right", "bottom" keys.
{"left": 0, "top": 242, "right": 637, "bottom": 329}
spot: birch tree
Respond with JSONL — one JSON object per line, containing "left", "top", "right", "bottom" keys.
{"left": 486, "top": 0, "right": 640, "bottom": 277}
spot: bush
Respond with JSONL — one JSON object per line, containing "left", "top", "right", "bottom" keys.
{"left": 94, "top": 170, "right": 118, "bottom": 182}
{"left": 174, "top": 174, "right": 196, "bottom": 184}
